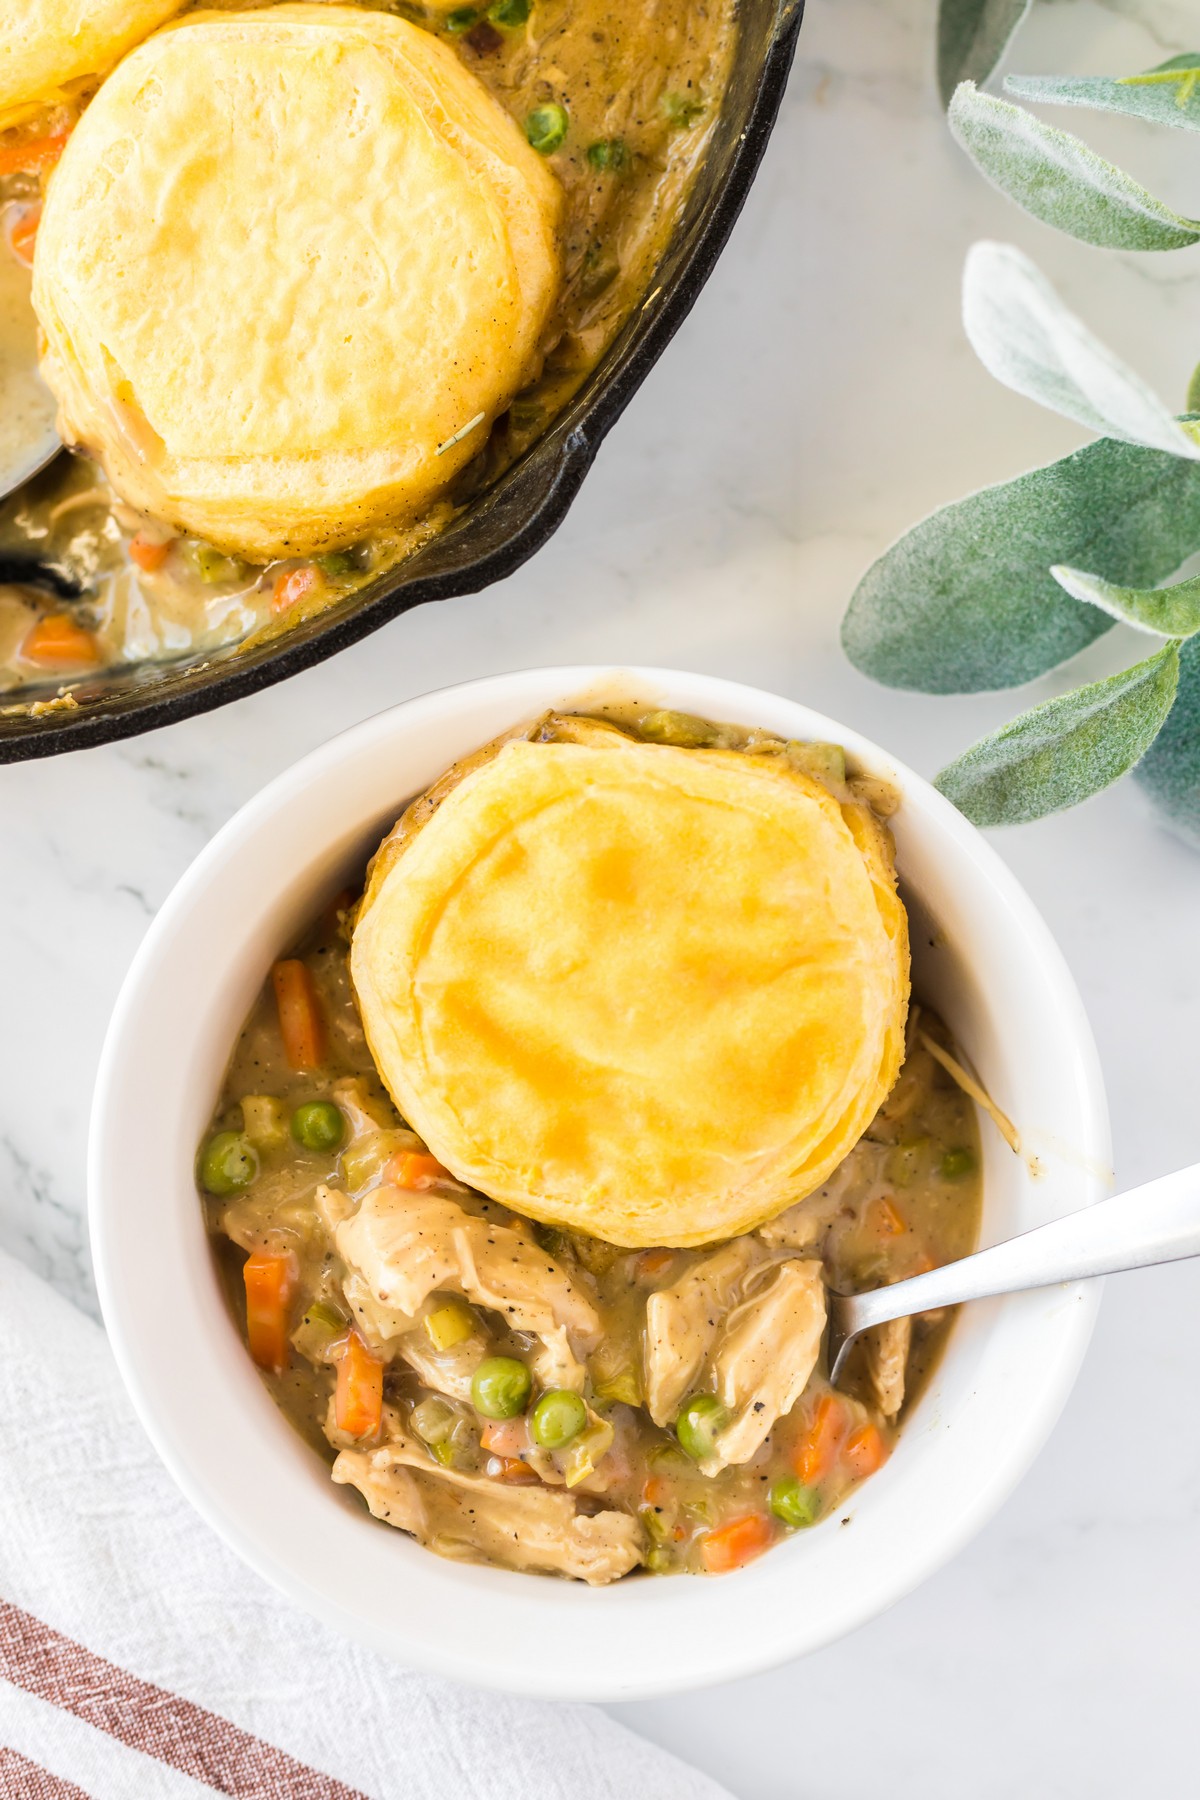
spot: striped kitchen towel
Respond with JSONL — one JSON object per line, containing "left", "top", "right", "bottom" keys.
{"left": 0, "top": 1250, "right": 732, "bottom": 1800}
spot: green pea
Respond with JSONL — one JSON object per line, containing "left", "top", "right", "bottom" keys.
{"left": 525, "top": 102, "right": 568, "bottom": 155}
{"left": 586, "top": 138, "right": 628, "bottom": 172}
{"left": 488, "top": 0, "right": 530, "bottom": 22}
{"left": 940, "top": 1147, "right": 975, "bottom": 1180}
{"left": 769, "top": 1475, "right": 819, "bottom": 1529}
{"left": 531, "top": 1389, "right": 588, "bottom": 1449}
{"left": 674, "top": 1393, "right": 728, "bottom": 1462}
{"left": 471, "top": 1356, "right": 532, "bottom": 1419}
{"left": 198, "top": 1131, "right": 258, "bottom": 1196}
{"left": 290, "top": 1101, "right": 345, "bottom": 1154}
{"left": 445, "top": 6, "right": 478, "bottom": 28}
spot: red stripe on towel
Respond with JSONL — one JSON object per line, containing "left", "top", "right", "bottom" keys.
{"left": 0, "top": 1600, "right": 369, "bottom": 1800}
{"left": 0, "top": 1746, "right": 95, "bottom": 1799}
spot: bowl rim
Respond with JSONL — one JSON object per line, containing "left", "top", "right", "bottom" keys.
{"left": 88, "top": 665, "right": 1111, "bottom": 1699}
{"left": 0, "top": 0, "right": 805, "bottom": 765}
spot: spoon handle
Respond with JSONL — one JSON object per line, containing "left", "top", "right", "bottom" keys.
{"left": 843, "top": 1161, "right": 1200, "bottom": 1336}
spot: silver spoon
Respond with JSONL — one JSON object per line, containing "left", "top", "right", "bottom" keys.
{"left": 828, "top": 1163, "right": 1200, "bottom": 1384}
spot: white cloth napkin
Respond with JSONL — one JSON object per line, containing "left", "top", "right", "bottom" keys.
{"left": 0, "top": 1249, "right": 733, "bottom": 1800}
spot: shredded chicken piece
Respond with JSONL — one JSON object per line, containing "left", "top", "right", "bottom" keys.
{"left": 703, "top": 1260, "right": 826, "bottom": 1473}
{"left": 332, "top": 1426, "right": 643, "bottom": 1584}
{"left": 329, "top": 1076, "right": 392, "bottom": 1141}
{"left": 394, "top": 1328, "right": 487, "bottom": 1403}
{"left": 313, "top": 1183, "right": 355, "bottom": 1235}
{"left": 644, "top": 1238, "right": 764, "bottom": 1427}
{"left": 337, "top": 1186, "right": 600, "bottom": 1388}
{"left": 864, "top": 1315, "right": 910, "bottom": 1419}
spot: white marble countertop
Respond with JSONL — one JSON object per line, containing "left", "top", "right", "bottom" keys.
{"left": 4, "top": 0, "right": 1200, "bottom": 1792}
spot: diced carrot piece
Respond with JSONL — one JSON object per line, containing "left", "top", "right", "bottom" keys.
{"left": 871, "top": 1196, "right": 906, "bottom": 1237}
{"left": 480, "top": 1416, "right": 530, "bottom": 1457}
{"left": 8, "top": 205, "right": 40, "bottom": 266}
{"left": 0, "top": 132, "right": 70, "bottom": 177}
{"left": 844, "top": 1423, "right": 889, "bottom": 1481}
{"left": 271, "top": 564, "right": 324, "bottom": 615}
{"left": 243, "top": 1250, "right": 297, "bottom": 1375}
{"left": 699, "top": 1513, "right": 773, "bottom": 1574}
{"left": 492, "top": 1456, "right": 538, "bottom": 1484}
{"left": 793, "top": 1392, "right": 846, "bottom": 1486}
{"left": 335, "top": 1331, "right": 383, "bottom": 1439}
{"left": 20, "top": 614, "right": 100, "bottom": 669}
{"left": 271, "top": 959, "right": 325, "bottom": 1071}
{"left": 128, "top": 530, "right": 174, "bottom": 572}
{"left": 383, "top": 1149, "right": 451, "bottom": 1190}
{"left": 636, "top": 1248, "right": 676, "bottom": 1280}
{"left": 642, "top": 1475, "right": 670, "bottom": 1508}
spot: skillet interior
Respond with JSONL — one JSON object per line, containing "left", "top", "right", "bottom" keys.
{"left": 0, "top": 0, "right": 804, "bottom": 763}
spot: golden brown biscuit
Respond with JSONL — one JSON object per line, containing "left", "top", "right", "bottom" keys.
{"left": 0, "top": 0, "right": 183, "bottom": 130}
{"left": 32, "top": 5, "right": 562, "bottom": 558}
{"left": 352, "top": 730, "right": 910, "bottom": 1247}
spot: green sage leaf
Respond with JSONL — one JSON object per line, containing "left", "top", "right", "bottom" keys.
{"left": 963, "top": 243, "right": 1200, "bottom": 458}
{"left": 937, "top": 0, "right": 1031, "bottom": 109}
{"left": 842, "top": 439, "right": 1200, "bottom": 693}
{"left": 935, "top": 643, "right": 1179, "bottom": 825}
{"left": 1051, "top": 564, "right": 1200, "bottom": 638}
{"left": 1006, "top": 56, "right": 1200, "bottom": 133}
{"left": 1134, "top": 633, "right": 1200, "bottom": 846}
{"left": 948, "top": 83, "right": 1200, "bottom": 250}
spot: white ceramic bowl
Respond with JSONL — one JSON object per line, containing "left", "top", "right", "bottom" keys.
{"left": 89, "top": 667, "right": 1110, "bottom": 1701}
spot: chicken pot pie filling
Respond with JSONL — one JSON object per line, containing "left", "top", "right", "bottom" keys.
{"left": 0, "top": 0, "right": 736, "bottom": 695}
{"left": 198, "top": 710, "right": 983, "bottom": 1583}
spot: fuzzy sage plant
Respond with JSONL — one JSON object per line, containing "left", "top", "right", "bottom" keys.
{"left": 842, "top": 3, "right": 1200, "bottom": 845}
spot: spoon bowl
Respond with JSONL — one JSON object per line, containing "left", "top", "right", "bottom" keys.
{"left": 828, "top": 1160, "right": 1200, "bottom": 1385}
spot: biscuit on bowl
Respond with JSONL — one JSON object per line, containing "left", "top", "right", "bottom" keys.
{"left": 32, "top": 4, "right": 563, "bottom": 559}
{"left": 0, "top": 0, "right": 184, "bottom": 129}
{"left": 350, "top": 716, "right": 910, "bottom": 1246}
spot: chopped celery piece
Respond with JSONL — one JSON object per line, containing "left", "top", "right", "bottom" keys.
{"left": 423, "top": 1301, "right": 475, "bottom": 1351}
{"left": 646, "top": 1546, "right": 674, "bottom": 1573}
{"left": 647, "top": 1441, "right": 692, "bottom": 1474}
{"left": 786, "top": 740, "right": 847, "bottom": 785}
{"left": 411, "top": 1397, "right": 458, "bottom": 1445}
{"left": 886, "top": 1136, "right": 930, "bottom": 1188}
{"left": 941, "top": 1147, "right": 976, "bottom": 1179}
{"left": 240, "top": 1094, "right": 288, "bottom": 1150}
{"left": 661, "top": 92, "right": 705, "bottom": 128}
{"left": 564, "top": 1416, "right": 613, "bottom": 1488}
{"left": 291, "top": 1301, "right": 346, "bottom": 1363}
{"left": 307, "top": 1300, "right": 345, "bottom": 1330}
{"left": 593, "top": 1365, "right": 642, "bottom": 1407}
{"left": 190, "top": 543, "right": 247, "bottom": 584}
{"left": 638, "top": 709, "right": 716, "bottom": 747}
{"left": 640, "top": 1505, "right": 672, "bottom": 1545}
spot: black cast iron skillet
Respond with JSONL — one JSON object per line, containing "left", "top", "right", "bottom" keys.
{"left": 0, "top": 0, "right": 804, "bottom": 763}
